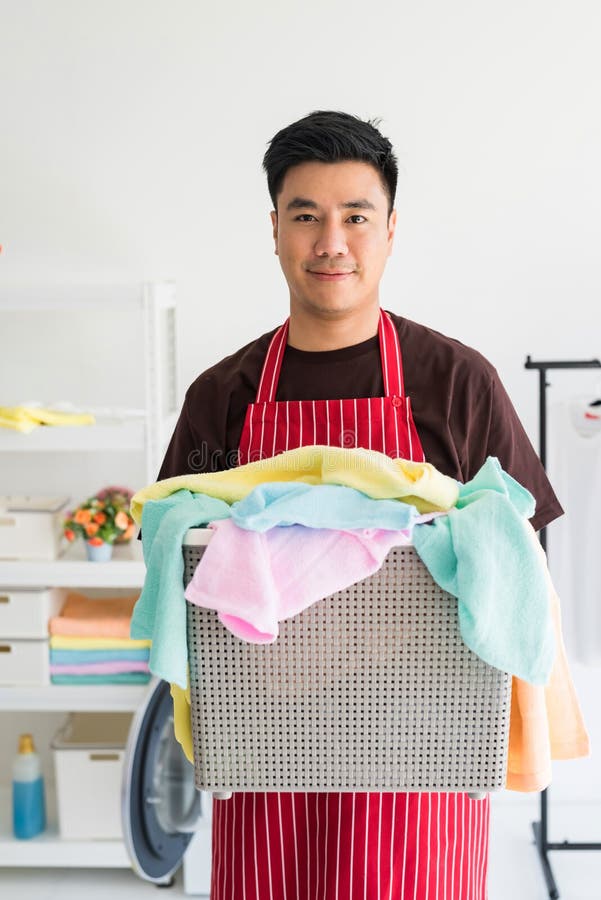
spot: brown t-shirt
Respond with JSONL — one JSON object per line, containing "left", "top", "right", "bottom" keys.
{"left": 158, "top": 311, "right": 562, "bottom": 532}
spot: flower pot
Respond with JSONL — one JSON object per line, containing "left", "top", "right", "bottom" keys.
{"left": 85, "top": 541, "right": 113, "bottom": 562}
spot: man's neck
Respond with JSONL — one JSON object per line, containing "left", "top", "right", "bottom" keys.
{"left": 287, "top": 304, "right": 381, "bottom": 352}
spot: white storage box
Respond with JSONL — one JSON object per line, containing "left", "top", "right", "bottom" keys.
{"left": 52, "top": 713, "right": 132, "bottom": 840}
{"left": 0, "top": 587, "right": 66, "bottom": 638}
{"left": 0, "top": 638, "right": 49, "bottom": 685}
{"left": 0, "top": 495, "right": 69, "bottom": 560}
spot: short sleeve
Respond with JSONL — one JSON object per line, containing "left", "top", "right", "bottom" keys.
{"left": 478, "top": 373, "right": 563, "bottom": 531}
{"left": 156, "top": 403, "right": 198, "bottom": 480}
{"left": 156, "top": 375, "right": 234, "bottom": 480}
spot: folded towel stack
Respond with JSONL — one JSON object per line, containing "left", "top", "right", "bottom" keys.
{"left": 48, "top": 593, "right": 151, "bottom": 684}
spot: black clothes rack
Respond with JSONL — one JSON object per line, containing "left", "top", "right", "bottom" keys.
{"left": 525, "top": 355, "right": 601, "bottom": 899}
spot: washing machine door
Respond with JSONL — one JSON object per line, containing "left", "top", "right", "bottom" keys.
{"left": 121, "top": 677, "right": 203, "bottom": 883}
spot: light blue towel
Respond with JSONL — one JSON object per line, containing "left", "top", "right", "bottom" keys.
{"left": 50, "top": 649, "right": 150, "bottom": 665}
{"left": 412, "top": 456, "right": 555, "bottom": 685}
{"left": 130, "top": 490, "right": 231, "bottom": 687}
{"left": 230, "top": 482, "right": 420, "bottom": 532}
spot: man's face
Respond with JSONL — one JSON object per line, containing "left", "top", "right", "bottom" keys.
{"left": 271, "top": 160, "right": 397, "bottom": 320}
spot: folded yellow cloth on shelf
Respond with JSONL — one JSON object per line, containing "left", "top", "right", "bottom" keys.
{"left": 130, "top": 444, "right": 459, "bottom": 524}
{"left": 0, "top": 405, "right": 95, "bottom": 432}
{"left": 0, "top": 407, "right": 36, "bottom": 432}
{"left": 50, "top": 635, "right": 151, "bottom": 650}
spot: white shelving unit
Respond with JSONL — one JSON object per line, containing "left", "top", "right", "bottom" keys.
{"left": 0, "top": 542, "right": 149, "bottom": 717}
{"left": 0, "top": 537, "right": 146, "bottom": 589}
{"left": 0, "top": 420, "right": 148, "bottom": 454}
{"left": 0, "top": 281, "right": 178, "bottom": 484}
{"left": 0, "top": 685, "right": 149, "bottom": 713}
{"left": 0, "top": 282, "right": 176, "bottom": 872}
{"left": 0, "top": 787, "right": 131, "bottom": 868}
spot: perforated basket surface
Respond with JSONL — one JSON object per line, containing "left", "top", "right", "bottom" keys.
{"left": 184, "top": 541, "right": 511, "bottom": 793}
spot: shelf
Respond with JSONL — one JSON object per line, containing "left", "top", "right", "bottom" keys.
{"left": 0, "top": 539, "right": 146, "bottom": 588}
{"left": 0, "top": 280, "right": 178, "bottom": 483}
{"left": 0, "top": 412, "right": 178, "bottom": 455}
{"left": 0, "top": 420, "right": 146, "bottom": 453}
{"left": 0, "top": 281, "right": 181, "bottom": 877}
{"left": 0, "top": 281, "right": 175, "bottom": 312}
{"left": 0, "top": 683, "right": 150, "bottom": 712}
{"left": 0, "top": 786, "right": 130, "bottom": 868}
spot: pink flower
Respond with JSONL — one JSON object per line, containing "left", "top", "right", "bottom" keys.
{"left": 96, "top": 485, "right": 133, "bottom": 501}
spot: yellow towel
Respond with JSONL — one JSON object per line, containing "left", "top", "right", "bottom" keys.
{"left": 0, "top": 406, "right": 95, "bottom": 432}
{"left": 171, "top": 681, "right": 193, "bottom": 762}
{"left": 131, "top": 445, "right": 459, "bottom": 524}
{"left": 50, "top": 635, "right": 151, "bottom": 650}
{"left": 0, "top": 407, "right": 38, "bottom": 433}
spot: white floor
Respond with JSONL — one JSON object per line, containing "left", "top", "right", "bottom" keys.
{"left": 488, "top": 794, "right": 600, "bottom": 900}
{"left": 1, "top": 794, "right": 599, "bottom": 899}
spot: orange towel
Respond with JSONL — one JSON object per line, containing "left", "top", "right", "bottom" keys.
{"left": 506, "top": 536, "right": 590, "bottom": 792}
{"left": 49, "top": 592, "right": 139, "bottom": 639}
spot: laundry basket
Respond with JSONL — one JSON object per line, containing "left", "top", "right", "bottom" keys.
{"left": 183, "top": 530, "right": 511, "bottom": 797}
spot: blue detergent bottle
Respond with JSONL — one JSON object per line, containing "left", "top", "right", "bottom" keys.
{"left": 12, "top": 733, "right": 46, "bottom": 839}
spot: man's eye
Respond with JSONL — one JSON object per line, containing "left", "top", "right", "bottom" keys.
{"left": 295, "top": 214, "right": 317, "bottom": 222}
{"left": 348, "top": 215, "right": 367, "bottom": 224}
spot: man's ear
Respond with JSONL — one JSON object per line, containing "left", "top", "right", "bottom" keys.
{"left": 270, "top": 210, "right": 278, "bottom": 255}
{"left": 387, "top": 209, "right": 397, "bottom": 256}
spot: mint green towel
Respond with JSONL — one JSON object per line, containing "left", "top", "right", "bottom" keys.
{"left": 130, "top": 490, "right": 231, "bottom": 687}
{"left": 50, "top": 673, "right": 150, "bottom": 685}
{"left": 413, "top": 457, "right": 555, "bottom": 684}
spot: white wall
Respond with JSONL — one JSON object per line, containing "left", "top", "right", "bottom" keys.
{"left": 2, "top": 1, "right": 599, "bottom": 431}
{"left": 1, "top": 0, "right": 600, "bottom": 801}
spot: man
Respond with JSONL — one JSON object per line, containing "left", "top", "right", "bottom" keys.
{"left": 159, "top": 111, "right": 562, "bottom": 899}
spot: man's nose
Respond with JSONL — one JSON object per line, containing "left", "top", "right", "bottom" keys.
{"left": 313, "top": 221, "right": 348, "bottom": 257}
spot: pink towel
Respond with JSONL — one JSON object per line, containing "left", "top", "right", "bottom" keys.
{"left": 49, "top": 661, "right": 150, "bottom": 675}
{"left": 184, "top": 521, "right": 411, "bottom": 642}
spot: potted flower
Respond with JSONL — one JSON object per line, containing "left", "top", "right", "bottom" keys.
{"left": 63, "top": 487, "right": 136, "bottom": 561}
{"left": 94, "top": 486, "right": 135, "bottom": 543}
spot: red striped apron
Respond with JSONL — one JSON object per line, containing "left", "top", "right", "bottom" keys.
{"left": 238, "top": 310, "right": 424, "bottom": 462}
{"left": 212, "top": 309, "right": 490, "bottom": 899}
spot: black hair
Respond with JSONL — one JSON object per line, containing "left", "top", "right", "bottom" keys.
{"left": 263, "top": 110, "right": 398, "bottom": 217}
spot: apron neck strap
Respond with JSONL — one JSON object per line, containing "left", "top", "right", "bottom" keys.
{"left": 255, "top": 309, "right": 405, "bottom": 403}
{"left": 256, "top": 320, "right": 290, "bottom": 404}
{"left": 378, "top": 309, "right": 405, "bottom": 396}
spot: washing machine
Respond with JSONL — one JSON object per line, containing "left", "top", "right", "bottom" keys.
{"left": 121, "top": 677, "right": 212, "bottom": 894}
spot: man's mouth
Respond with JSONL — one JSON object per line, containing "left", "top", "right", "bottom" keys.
{"left": 307, "top": 270, "right": 355, "bottom": 280}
